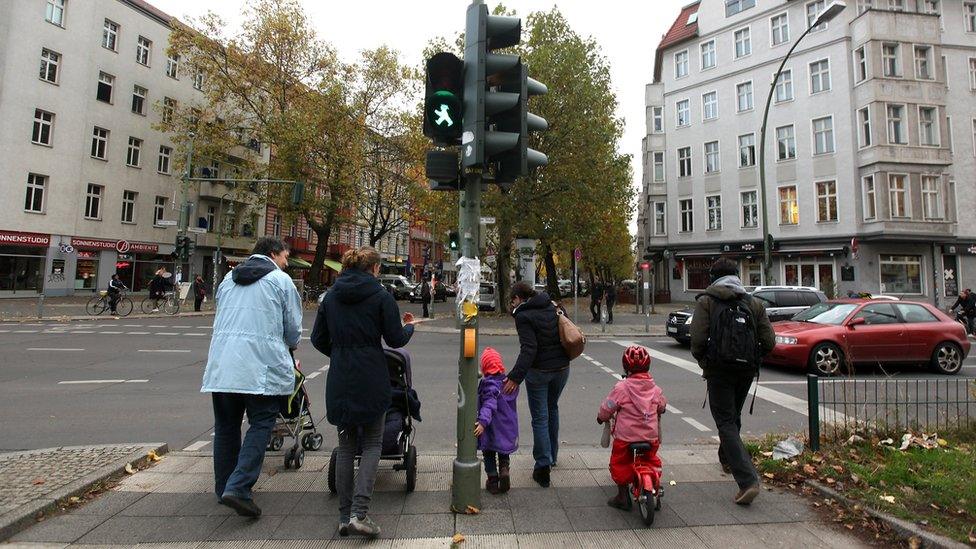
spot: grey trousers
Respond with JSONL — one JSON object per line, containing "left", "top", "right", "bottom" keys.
{"left": 336, "top": 413, "right": 385, "bottom": 522}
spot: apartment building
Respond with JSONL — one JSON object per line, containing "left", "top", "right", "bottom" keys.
{"left": 0, "top": 0, "right": 266, "bottom": 297}
{"left": 640, "top": 0, "right": 976, "bottom": 305}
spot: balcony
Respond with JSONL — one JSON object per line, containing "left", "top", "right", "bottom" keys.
{"left": 193, "top": 231, "right": 256, "bottom": 251}
{"left": 285, "top": 236, "right": 309, "bottom": 252}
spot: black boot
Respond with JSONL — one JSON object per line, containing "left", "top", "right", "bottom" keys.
{"left": 486, "top": 475, "right": 500, "bottom": 495}
{"left": 532, "top": 466, "right": 551, "bottom": 488}
{"left": 498, "top": 464, "right": 511, "bottom": 493}
{"left": 607, "top": 484, "right": 632, "bottom": 510}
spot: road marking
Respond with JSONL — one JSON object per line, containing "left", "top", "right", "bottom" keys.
{"left": 27, "top": 347, "right": 84, "bottom": 351}
{"left": 318, "top": 365, "right": 329, "bottom": 372}
{"left": 138, "top": 349, "right": 190, "bottom": 353}
{"left": 591, "top": 360, "right": 604, "bottom": 367}
{"left": 72, "top": 330, "right": 94, "bottom": 334}
{"left": 711, "top": 435, "right": 721, "bottom": 442}
{"left": 183, "top": 333, "right": 206, "bottom": 336}
{"left": 155, "top": 332, "right": 179, "bottom": 336}
{"left": 666, "top": 404, "right": 683, "bottom": 415}
{"left": 100, "top": 331, "right": 123, "bottom": 334}
{"left": 148, "top": 325, "right": 166, "bottom": 328}
{"left": 196, "top": 325, "right": 212, "bottom": 329}
{"left": 127, "top": 331, "right": 150, "bottom": 335}
{"left": 123, "top": 324, "right": 144, "bottom": 327}
{"left": 581, "top": 354, "right": 592, "bottom": 360}
{"left": 183, "top": 440, "right": 211, "bottom": 451}
{"left": 600, "top": 366, "right": 615, "bottom": 374}
{"left": 59, "top": 379, "right": 126, "bottom": 384}
{"left": 306, "top": 372, "right": 321, "bottom": 380}
{"left": 682, "top": 417, "right": 712, "bottom": 432}
{"left": 0, "top": 330, "right": 8, "bottom": 333}
{"left": 172, "top": 325, "right": 191, "bottom": 328}
{"left": 13, "top": 330, "right": 37, "bottom": 333}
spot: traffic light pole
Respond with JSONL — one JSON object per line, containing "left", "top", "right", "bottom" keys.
{"left": 452, "top": 168, "right": 482, "bottom": 512}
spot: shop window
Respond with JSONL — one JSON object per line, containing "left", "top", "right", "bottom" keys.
{"left": 685, "top": 258, "right": 712, "bottom": 291}
{"left": 880, "top": 254, "right": 923, "bottom": 294}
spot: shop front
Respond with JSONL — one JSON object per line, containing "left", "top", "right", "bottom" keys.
{"left": 70, "top": 238, "right": 171, "bottom": 293}
{"left": 0, "top": 230, "right": 49, "bottom": 296}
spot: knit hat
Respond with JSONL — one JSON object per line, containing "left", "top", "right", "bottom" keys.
{"left": 480, "top": 347, "right": 505, "bottom": 375}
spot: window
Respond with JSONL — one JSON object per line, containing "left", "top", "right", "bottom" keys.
{"left": 702, "top": 91, "right": 718, "bottom": 120}
{"left": 680, "top": 199, "right": 694, "bottom": 232}
{"left": 131, "top": 85, "right": 147, "bottom": 115}
{"left": 779, "top": 186, "right": 799, "bottom": 224}
{"left": 774, "top": 70, "right": 793, "bottom": 102}
{"left": 914, "top": 45, "right": 933, "bottom": 80}
{"left": 700, "top": 41, "right": 716, "bottom": 70}
{"left": 922, "top": 0, "right": 940, "bottom": 14}
{"left": 154, "top": 196, "right": 166, "bottom": 226}
{"left": 166, "top": 54, "right": 180, "bottom": 79}
{"left": 812, "top": 116, "right": 834, "bottom": 155}
{"left": 46, "top": 0, "right": 66, "bottom": 26}
{"left": 102, "top": 19, "right": 118, "bottom": 51}
{"left": 674, "top": 50, "right": 689, "bottom": 79}
{"left": 770, "top": 13, "right": 790, "bottom": 46}
{"left": 90, "top": 126, "right": 108, "bottom": 159}
{"left": 121, "top": 190, "right": 136, "bottom": 223}
{"left": 162, "top": 97, "right": 176, "bottom": 125}
{"left": 706, "top": 195, "right": 722, "bottom": 230}
{"left": 816, "top": 180, "right": 838, "bottom": 222}
{"left": 704, "top": 141, "right": 720, "bottom": 173}
{"left": 883, "top": 43, "right": 901, "bottom": 77}
{"left": 888, "top": 0, "right": 904, "bottom": 11}
{"left": 809, "top": 59, "right": 831, "bottom": 93}
{"left": 738, "top": 133, "right": 756, "bottom": 167}
{"left": 39, "top": 48, "right": 60, "bottom": 83}
{"left": 194, "top": 70, "right": 204, "bottom": 91}
{"left": 973, "top": 119, "right": 976, "bottom": 156}
{"left": 96, "top": 72, "right": 114, "bottom": 103}
{"left": 858, "top": 106, "right": 872, "bottom": 148}
{"left": 887, "top": 104, "right": 907, "bottom": 144}
{"left": 921, "top": 175, "right": 942, "bottom": 219}
{"left": 726, "top": 0, "right": 755, "bottom": 17}
{"left": 25, "top": 173, "right": 46, "bottom": 213}
{"left": 919, "top": 106, "right": 939, "bottom": 146}
{"left": 888, "top": 174, "right": 909, "bottom": 217}
{"left": 272, "top": 214, "right": 281, "bottom": 237}
{"left": 736, "top": 81, "right": 753, "bottom": 112}
{"left": 652, "top": 106, "right": 664, "bottom": 133}
{"left": 678, "top": 147, "right": 692, "bottom": 177}
{"left": 862, "top": 175, "right": 877, "bottom": 220}
{"left": 32, "top": 109, "right": 54, "bottom": 146}
{"left": 880, "top": 255, "right": 923, "bottom": 294}
{"left": 85, "top": 184, "right": 102, "bottom": 219}
{"left": 676, "top": 99, "right": 690, "bottom": 127}
{"left": 653, "top": 202, "right": 666, "bottom": 235}
{"left": 776, "top": 125, "right": 796, "bottom": 160}
{"left": 157, "top": 146, "right": 172, "bottom": 174}
{"left": 652, "top": 151, "right": 665, "bottom": 182}
{"left": 970, "top": 58, "right": 976, "bottom": 90}
{"left": 734, "top": 27, "right": 751, "bottom": 58}
{"left": 685, "top": 258, "right": 712, "bottom": 291}
{"left": 126, "top": 137, "right": 142, "bottom": 167}
{"left": 895, "top": 303, "right": 938, "bottom": 323}
{"left": 206, "top": 206, "right": 216, "bottom": 231}
{"left": 967, "top": 3, "right": 976, "bottom": 32}
{"left": 854, "top": 47, "right": 867, "bottom": 83}
{"left": 858, "top": 0, "right": 873, "bottom": 14}
{"left": 136, "top": 36, "right": 151, "bottom": 66}
{"left": 806, "top": 0, "right": 828, "bottom": 31}
{"left": 741, "top": 190, "right": 758, "bottom": 228}
{"left": 946, "top": 116, "right": 953, "bottom": 152}
{"left": 853, "top": 302, "right": 900, "bottom": 325}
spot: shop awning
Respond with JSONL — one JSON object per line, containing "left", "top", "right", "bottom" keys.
{"left": 324, "top": 259, "right": 343, "bottom": 272}
{"left": 288, "top": 256, "right": 312, "bottom": 269}
{"left": 224, "top": 255, "right": 250, "bottom": 265}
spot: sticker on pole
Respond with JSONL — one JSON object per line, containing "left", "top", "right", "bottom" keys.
{"left": 455, "top": 256, "right": 481, "bottom": 321}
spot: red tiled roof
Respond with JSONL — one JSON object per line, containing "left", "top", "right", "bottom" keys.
{"left": 653, "top": 1, "right": 700, "bottom": 82}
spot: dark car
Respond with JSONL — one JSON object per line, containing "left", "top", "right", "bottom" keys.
{"left": 666, "top": 309, "right": 693, "bottom": 344}
{"left": 409, "top": 281, "right": 448, "bottom": 303}
{"left": 377, "top": 275, "right": 415, "bottom": 300}
{"left": 750, "top": 286, "right": 828, "bottom": 322}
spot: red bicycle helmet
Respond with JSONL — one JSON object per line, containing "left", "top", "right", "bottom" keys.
{"left": 622, "top": 345, "right": 651, "bottom": 375}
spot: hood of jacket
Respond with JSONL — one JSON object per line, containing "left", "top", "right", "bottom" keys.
{"left": 704, "top": 274, "right": 748, "bottom": 300}
{"left": 330, "top": 268, "right": 385, "bottom": 304}
{"left": 231, "top": 255, "right": 278, "bottom": 286}
{"left": 512, "top": 292, "right": 553, "bottom": 317}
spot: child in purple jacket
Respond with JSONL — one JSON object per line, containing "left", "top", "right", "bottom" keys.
{"left": 474, "top": 347, "right": 519, "bottom": 494}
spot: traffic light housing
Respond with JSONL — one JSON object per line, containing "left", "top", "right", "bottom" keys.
{"left": 449, "top": 231, "right": 460, "bottom": 251}
{"left": 426, "top": 150, "right": 461, "bottom": 191}
{"left": 174, "top": 235, "right": 193, "bottom": 261}
{"left": 291, "top": 182, "right": 305, "bottom": 205}
{"left": 186, "top": 237, "right": 196, "bottom": 260}
{"left": 423, "top": 52, "right": 464, "bottom": 146}
{"left": 495, "top": 63, "right": 548, "bottom": 184}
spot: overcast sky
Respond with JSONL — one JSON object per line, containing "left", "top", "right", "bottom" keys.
{"left": 151, "top": 0, "right": 687, "bottom": 230}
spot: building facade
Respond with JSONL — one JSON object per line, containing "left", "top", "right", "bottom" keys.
{"left": 0, "top": 0, "right": 266, "bottom": 297}
{"left": 641, "top": 0, "right": 976, "bottom": 305}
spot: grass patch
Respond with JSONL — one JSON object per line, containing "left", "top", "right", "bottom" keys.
{"left": 751, "top": 425, "right": 976, "bottom": 544}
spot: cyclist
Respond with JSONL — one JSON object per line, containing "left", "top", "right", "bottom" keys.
{"left": 949, "top": 289, "right": 976, "bottom": 335}
{"left": 148, "top": 268, "right": 174, "bottom": 312}
{"left": 107, "top": 274, "right": 127, "bottom": 315}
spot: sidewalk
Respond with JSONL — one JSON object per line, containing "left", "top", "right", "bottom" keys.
{"left": 0, "top": 296, "right": 216, "bottom": 322}
{"left": 6, "top": 444, "right": 868, "bottom": 547}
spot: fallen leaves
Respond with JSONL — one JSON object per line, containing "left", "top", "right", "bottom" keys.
{"left": 124, "top": 463, "right": 135, "bottom": 475}
{"left": 668, "top": 480, "right": 677, "bottom": 486}
{"left": 147, "top": 450, "right": 162, "bottom": 462}
{"left": 879, "top": 494, "right": 896, "bottom": 504}
{"left": 802, "top": 464, "right": 817, "bottom": 476}
{"left": 465, "top": 505, "right": 480, "bottom": 515}
{"left": 451, "top": 533, "right": 465, "bottom": 544}
{"left": 31, "top": 478, "right": 45, "bottom": 485}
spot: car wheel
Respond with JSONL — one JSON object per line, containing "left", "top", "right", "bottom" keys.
{"left": 808, "top": 342, "right": 844, "bottom": 376}
{"left": 930, "top": 342, "right": 963, "bottom": 375}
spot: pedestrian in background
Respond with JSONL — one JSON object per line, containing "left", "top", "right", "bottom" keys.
{"left": 311, "top": 246, "right": 418, "bottom": 538}
{"left": 475, "top": 347, "right": 518, "bottom": 495}
{"left": 689, "top": 258, "right": 774, "bottom": 505}
{"left": 503, "top": 281, "right": 570, "bottom": 488}
{"left": 192, "top": 275, "right": 207, "bottom": 312}
{"left": 605, "top": 281, "right": 617, "bottom": 324}
{"left": 590, "top": 278, "right": 604, "bottom": 323}
{"left": 200, "top": 237, "right": 303, "bottom": 518}
{"left": 420, "top": 275, "right": 432, "bottom": 318}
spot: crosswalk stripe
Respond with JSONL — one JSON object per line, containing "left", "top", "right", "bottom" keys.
{"left": 666, "top": 404, "right": 683, "bottom": 415}
{"left": 682, "top": 417, "right": 712, "bottom": 432}
{"left": 182, "top": 440, "right": 211, "bottom": 451}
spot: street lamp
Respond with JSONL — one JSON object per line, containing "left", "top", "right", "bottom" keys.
{"left": 758, "top": 1, "right": 846, "bottom": 284}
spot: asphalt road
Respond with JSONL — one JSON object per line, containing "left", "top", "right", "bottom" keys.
{"left": 2, "top": 304, "right": 974, "bottom": 455}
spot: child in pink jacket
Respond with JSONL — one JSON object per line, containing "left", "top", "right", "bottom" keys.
{"left": 597, "top": 345, "right": 667, "bottom": 510}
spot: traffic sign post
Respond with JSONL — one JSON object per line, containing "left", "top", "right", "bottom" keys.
{"left": 641, "top": 262, "right": 651, "bottom": 334}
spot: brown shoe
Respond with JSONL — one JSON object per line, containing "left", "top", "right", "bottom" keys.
{"left": 498, "top": 465, "right": 511, "bottom": 493}
{"left": 486, "top": 475, "right": 501, "bottom": 495}
{"left": 734, "top": 484, "right": 760, "bottom": 505}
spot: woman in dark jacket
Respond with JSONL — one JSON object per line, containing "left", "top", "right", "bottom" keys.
{"left": 311, "top": 247, "right": 416, "bottom": 538}
{"left": 502, "top": 281, "right": 570, "bottom": 487}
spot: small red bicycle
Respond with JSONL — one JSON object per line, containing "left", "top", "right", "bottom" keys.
{"left": 627, "top": 441, "right": 663, "bottom": 526}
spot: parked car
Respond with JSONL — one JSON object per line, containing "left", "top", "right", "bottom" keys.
{"left": 765, "top": 299, "right": 970, "bottom": 376}
{"left": 478, "top": 283, "right": 498, "bottom": 311}
{"left": 378, "top": 275, "right": 415, "bottom": 300}
{"left": 409, "top": 281, "right": 448, "bottom": 303}
{"left": 665, "top": 308, "right": 694, "bottom": 345}
{"left": 749, "top": 286, "right": 828, "bottom": 322}
{"left": 557, "top": 279, "right": 572, "bottom": 298}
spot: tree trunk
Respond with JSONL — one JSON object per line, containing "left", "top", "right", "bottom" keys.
{"left": 497, "top": 219, "right": 513, "bottom": 314}
{"left": 306, "top": 208, "right": 336, "bottom": 284}
{"left": 543, "top": 244, "right": 560, "bottom": 299}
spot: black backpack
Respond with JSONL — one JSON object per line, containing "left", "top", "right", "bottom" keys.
{"left": 705, "top": 294, "right": 760, "bottom": 370}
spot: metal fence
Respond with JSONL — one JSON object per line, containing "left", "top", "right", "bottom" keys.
{"left": 807, "top": 374, "right": 976, "bottom": 450}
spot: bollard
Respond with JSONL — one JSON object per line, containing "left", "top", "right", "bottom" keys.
{"left": 807, "top": 374, "right": 820, "bottom": 451}
{"left": 37, "top": 294, "right": 44, "bottom": 319}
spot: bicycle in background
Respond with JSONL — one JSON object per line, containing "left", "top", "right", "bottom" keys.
{"left": 86, "top": 289, "right": 133, "bottom": 317}
{"left": 142, "top": 291, "right": 180, "bottom": 315}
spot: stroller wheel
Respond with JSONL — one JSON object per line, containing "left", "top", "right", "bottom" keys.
{"left": 269, "top": 436, "right": 284, "bottom": 452}
{"left": 284, "top": 447, "right": 295, "bottom": 469}
{"left": 294, "top": 448, "right": 305, "bottom": 469}
{"left": 327, "top": 448, "right": 338, "bottom": 494}
{"left": 405, "top": 445, "right": 418, "bottom": 493}
{"left": 302, "top": 433, "right": 324, "bottom": 451}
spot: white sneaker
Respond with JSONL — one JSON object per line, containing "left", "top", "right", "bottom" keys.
{"left": 348, "top": 515, "right": 380, "bottom": 537}
{"left": 151, "top": 308, "right": 159, "bottom": 313}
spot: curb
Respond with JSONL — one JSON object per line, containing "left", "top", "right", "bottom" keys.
{"left": 414, "top": 325, "right": 665, "bottom": 338}
{"left": 805, "top": 480, "right": 970, "bottom": 549}
{"left": 0, "top": 443, "right": 169, "bottom": 542}
{"left": 1, "top": 311, "right": 216, "bottom": 324}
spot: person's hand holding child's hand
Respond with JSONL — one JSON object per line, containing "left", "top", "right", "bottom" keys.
{"left": 473, "top": 422, "right": 484, "bottom": 437}
{"left": 502, "top": 379, "right": 518, "bottom": 394}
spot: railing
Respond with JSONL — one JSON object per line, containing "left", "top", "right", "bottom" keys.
{"left": 807, "top": 374, "right": 975, "bottom": 451}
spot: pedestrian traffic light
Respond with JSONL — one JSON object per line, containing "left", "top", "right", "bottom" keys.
{"left": 291, "top": 182, "right": 305, "bottom": 205}
{"left": 186, "top": 237, "right": 196, "bottom": 260}
{"left": 449, "top": 231, "right": 460, "bottom": 251}
{"left": 495, "top": 63, "right": 548, "bottom": 185}
{"left": 174, "top": 235, "right": 192, "bottom": 261}
{"left": 426, "top": 150, "right": 461, "bottom": 191}
{"left": 423, "top": 52, "right": 464, "bottom": 146}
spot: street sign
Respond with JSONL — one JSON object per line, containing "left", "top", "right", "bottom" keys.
{"left": 187, "top": 227, "right": 207, "bottom": 234}
{"left": 479, "top": 217, "right": 495, "bottom": 225}
{"left": 156, "top": 220, "right": 177, "bottom": 226}
{"left": 574, "top": 248, "right": 582, "bottom": 261}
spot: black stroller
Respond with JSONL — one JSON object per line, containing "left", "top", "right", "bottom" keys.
{"left": 268, "top": 357, "right": 324, "bottom": 470}
{"left": 327, "top": 348, "right": 421, "bottom": 492}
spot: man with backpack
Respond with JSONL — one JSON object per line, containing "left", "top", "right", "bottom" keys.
{"left": 689, "top": 258, "right": 775, "bottom": 505}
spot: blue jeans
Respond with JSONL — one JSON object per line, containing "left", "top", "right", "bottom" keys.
{"left": 524, "top": 368, "right": 569, "bottom": 469}
{"left": 212, "top": 392, "right": 280, "bottom": 501}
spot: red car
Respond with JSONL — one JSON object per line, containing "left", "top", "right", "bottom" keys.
{"left": 764, "top": 299, "right": 970, "bottom": 376}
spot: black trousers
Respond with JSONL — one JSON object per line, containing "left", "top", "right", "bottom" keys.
{"left": 606, "top": 299, "right": 615, "bottom": 323}
{"left": 590, "top": 300, "right": 601, "bottom": 321}
{"left": 194, "top": 297, "right": 203, "bottom": 312}
{"left": 706, "top": 370, "right": 759, "bottom": 489}
{"left": 422, "top": 300, "right": 430, "bottom": 318}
